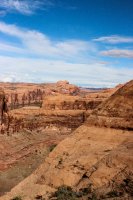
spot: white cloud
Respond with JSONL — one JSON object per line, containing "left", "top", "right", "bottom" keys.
{"left": 0, "top": 22, "right": 132, "bottom": 87}
{"left": 101, "top": 49, "right": 133, "bottom": 58}
{"left": 0, "top": 56, "right": 133, "bottom": 87}
{"left": 0, "top": 41, "right": 25, "bottom": 53}
{"left": 93, "top": 35, "right": 133, "bottom": 44}
{"left": 0, "top": 21, "right": 96, "bottom": 59}
{"left": 0, "top": 21, "right": 26, "bottom": 37}
{"left": 0, "top": 0, "right": 52, "bottom": 15}
{"left": 0, "top": 76, "right": 15, "bottom": 82}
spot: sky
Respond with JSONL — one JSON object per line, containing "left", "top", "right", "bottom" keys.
{"left": 0, "top": 0, "right": 133, "bottom": 87}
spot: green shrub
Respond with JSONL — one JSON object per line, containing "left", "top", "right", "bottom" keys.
{"left": 51, "top": 185, "right": 96, "bottom": 200}
{"left": 51, "top": 185, "right": 97, "bottom": 200}
{"left": 51, "top": 185, "right": 78, "bottom": 200}
{"left": 11, "top": 196, "right": 22, "bottom": 200}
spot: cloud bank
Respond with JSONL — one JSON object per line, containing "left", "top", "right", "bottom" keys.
{"left": 0, "top": 21, "right": 95, "bottom": 59}
{"left": 0, "top": 55, "right": 133, "bottom": 87}
{"left": 0, "top": 22, "right": 132, "bottom": 87}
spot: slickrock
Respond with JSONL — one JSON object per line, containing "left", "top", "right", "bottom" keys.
{"left": 1, "top": 126, "right": 132, "bottom": 200}
{"left": 86, "top": 80, "right": 133, "bottom": 130}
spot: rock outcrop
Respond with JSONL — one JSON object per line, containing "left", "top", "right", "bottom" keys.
{"left": 0, "top": 88, "right": 5, "bottom": 123}
{"left": 0, "top": 88, "right": 8, "bottom": 129}
{"left": 87, "top": 80, "right": 133, "bottom": 130}
{"left": 6, "top": 108, "right": 86, "bottom": 134}
{"left": 56, "top": 80, "right": 80, "bottom": 95}
{"left": 0, "top": 82, "right": 110, "bottom": 134}
{"left": 0, "top": 81, "right": 80, "bottom": 110}
{"left": 1, "top": 126, "right": 132, "bottom": 200}
{"left": 42, "top": 95, "right": 102, "bottom": 110}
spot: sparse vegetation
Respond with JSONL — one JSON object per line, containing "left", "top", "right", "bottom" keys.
{"left": 51, "top": 185, "right": 78, "bottom": 200}
{"left": 50, "top": 185, "right": 96, "bottom": 200}
{"left": 11, "top": 196, "right": 22, "bottom": 200}
{"left": 106, "top": 190, "right": 119, "bottom": 198}
{"left": 120, "top": 178, "right": 133, "bottom": 196}
{"left": 49, "top": 144, "right": 57, "bottom": 152}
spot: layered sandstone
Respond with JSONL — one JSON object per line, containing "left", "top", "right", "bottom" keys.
{"left": 0, "top": 80, "right": 132, "bottom": 200}
{"left": 0, "top": 81, "right": 110, "bottom": 134}
{"left": 0, "top": 81, "right": 79, "bottom": 110}
{"left": 0, "top": 80, "right": 115, "bottom": 112}
{"left": 86, "top": 80, "right": 133, "bottom": 130}
{"left": 6, "top": 107, "right": 86, "bottom": 134}
{"left": 0, "top": 88, "right": 8, "bottom": 128}
{"left": 42, "top": 95, "right": 102, "bottom": 110}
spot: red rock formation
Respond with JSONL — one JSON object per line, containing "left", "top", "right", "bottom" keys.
{"left": 87, "top": 80, "right": 133, "bottom": 130}
{"left": 5, "top": 108, "right": 86, "bottom": 134}
{"left": 0, "top": 80, "right": 133, "bottom": 200}
{"left": 42, "top": 95, "right": 102, "bottom": 110}
{"left": 0, "top": 81, "right": 112, "bottom": 134}
{"left": 1, "top": 126, "right": 132, "bottom": 199}
{"left": 0, "top": 89, "right": 8, "bottom": 131}
{"left": 56, "top": 80, "right": 79, "bottom": 95}
{"left": 56, "top": 80, "right": 69, "bottom": 85}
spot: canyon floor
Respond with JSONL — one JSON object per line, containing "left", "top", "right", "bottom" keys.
{"left": 0, "top": 123, "right": 71, "bottom": 196}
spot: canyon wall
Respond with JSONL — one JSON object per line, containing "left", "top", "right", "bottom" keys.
{"left": 0, "top": 81, "right": 112, "bottom": 134}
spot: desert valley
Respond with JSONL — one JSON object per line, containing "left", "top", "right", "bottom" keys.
{"left": 0, "top": 0, "right": 133, "bottom": 199}
{"left": 0, "top": 80, "right": 132, "bottom": 200}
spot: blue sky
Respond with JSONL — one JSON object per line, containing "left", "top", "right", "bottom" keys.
{"left": 0, "top": 0, "right": 133, "bottom": 87}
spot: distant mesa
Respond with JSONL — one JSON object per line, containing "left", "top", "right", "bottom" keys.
{"left": 56, "top": 80, "right": 69, "bottom": 86}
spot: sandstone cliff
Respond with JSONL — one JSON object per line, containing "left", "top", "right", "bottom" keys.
{"left": 7, "top": 108, "right": 86, "bottom": 133}
{"left": 0, "top": 80, "right": 132, "bottom": 200}
{"left": 0, "top": 88, "right": 8, "bottom": 128}
{"left": 86, "top": 80, "right": 133, "bottom": 130}
{"left": 42, "top": 95, "right": 102, "bottom": 110}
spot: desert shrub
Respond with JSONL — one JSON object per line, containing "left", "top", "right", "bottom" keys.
{"left": 51, "top": 185, "right": 78, "bottom": 200}
{"left": 51, "top": 185, "right": 96, "bottom": 200}
{"left": 121, "top": 178, "right": 133, "bottom": 196}
{"left": 11, "top": 196, "right": 22, "bottom": 200}
{"left": 79, "top": 187, "right": 91, "bottom": 196}
{"left": 49, "top": 144, "right": 57, "bottom": 152}
{"left": 106, "top": 190, "right": 120, "bottom": 198}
